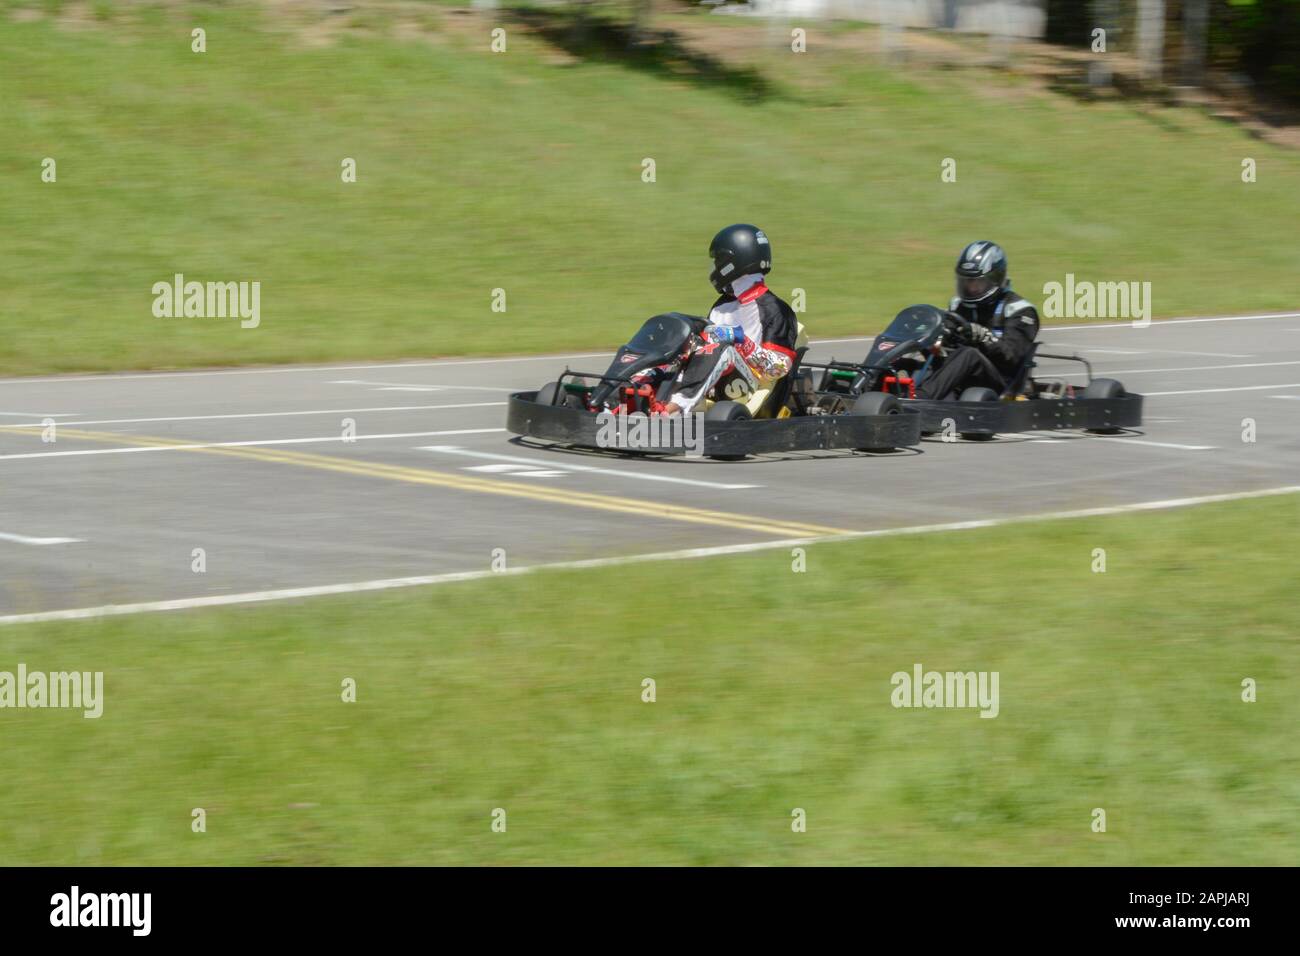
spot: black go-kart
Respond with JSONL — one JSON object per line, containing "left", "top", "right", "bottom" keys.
{"left": 793, "top": 304, "right": 1143, "bottom": 441}
{"left": 506, "top": 312, "right": 922, "bottom": 459}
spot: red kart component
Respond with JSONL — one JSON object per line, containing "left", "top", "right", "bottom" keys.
{"left": 881, "top": 374, "right": 917, "bottom": 399}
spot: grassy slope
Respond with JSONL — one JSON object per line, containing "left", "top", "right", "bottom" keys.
{"left": 1, "top": 7, "right": 1298, "bottom": 374}
{"left": 1, "top": 495, "right": 1296, "bottom": 865}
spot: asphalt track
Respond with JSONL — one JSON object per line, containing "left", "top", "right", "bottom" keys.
{"left": 2, "top": 311, "right": 1298, "bottom": 622}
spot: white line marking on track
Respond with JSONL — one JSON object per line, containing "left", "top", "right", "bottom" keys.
{"left": 1083, "top": 436, "right": 1216, "bottom": 451}
{"left": 812, "top": 312, "right": 1300, "bottom": 346}
{"left": 1035, "top": 359, "right": 1300, "bottom": 378}
{"left": 1048, "top": 311, "right": 1300, "bottom": 331}
{"left": 0, "top": 429, "right": 507, "bottom": 462}
{"left": 330, "top": 379, "right": 516, "bottom": 393}
{"left": 1150, "top": 350, "right": 1254, "bottom": 358}
{"left": 0, "top": 531, "right": 83, "bottom": 545}
{"left": 1024, "top": 434, "right": 1214, "bottom": 450}
{"left": 464, "top": 464, "right": 566, "bottom": 478}
{"left": 1062, "top": 348, "right": 1148, "bottom": 355}
{"left": 1144, "top": 383, "right": 1300, "bottom": 397}
{"left": 0, "top": 355, "right": 614, "bottom": 386}
{"left": 5, "top": 484, "right": 1297, "bottom": 625}
{"left": 3, "top": 312, "right": 1294, "bottom": 388}
{"left": 420, "top": 445, "right": 761, "bottom": 490}
{"left": 1041, "top": 345, "right": 1252, "bottom": 358}
{"left": 0, "top": 403, "right": 505, "bottom": 429}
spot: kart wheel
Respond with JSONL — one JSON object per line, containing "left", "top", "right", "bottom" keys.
{"left": 705, "top": 400, "right": 751, "bottom": 422}
{"left": 704, "top": 401, "right": 751, "bottom": 460}
{"left": 955, "top": 388, "right": 998, "bottom": 440}
{"left": 849, "top": 391, "right": 901, "bottom": 453}
{"left": 1083, "top": 378, "right": 1126, "bottom": 400}
{"left": 1083, "top": 378, "right": 1127, "bottom": 434}
{"left": 536, "top": 381, "right": 580, "bottom": 409}
{"left": 849, "top": 392, "right": 901, "bottom": 416}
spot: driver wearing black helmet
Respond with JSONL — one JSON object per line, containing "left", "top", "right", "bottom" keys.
{"left": 660, "top": 224, "right": 799, "bottom": 416}
{"left": 917, "top": 241, "right": 1040, "bottom": 400}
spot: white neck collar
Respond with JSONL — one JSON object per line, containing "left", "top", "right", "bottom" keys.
{"left": 730, "top": 273, "right": 764, "bottom": 297}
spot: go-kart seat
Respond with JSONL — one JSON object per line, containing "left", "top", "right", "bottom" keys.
{"left": 746, "top": 322, "right": 810, "bottom": 418}
{"left": 1000, "top": 342, "right": 1040, "bottom": 397}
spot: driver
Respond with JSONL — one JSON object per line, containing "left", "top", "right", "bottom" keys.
{"left": 917, "top": 241, "right": 1040, "bottom": 400}
{"left": 660, "top": 224, "right": 799, "bottom": 416}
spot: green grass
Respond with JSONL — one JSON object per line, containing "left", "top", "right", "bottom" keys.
{"left": 1, "top": 495, "right": 1296, "bottom": 865}
{"left": 1, "top": 7, "right": 1298, "bottom": 375}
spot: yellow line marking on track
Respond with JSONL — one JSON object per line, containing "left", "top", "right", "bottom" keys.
{"left": 39, "top": 428, "right": 853, "bottom": 538}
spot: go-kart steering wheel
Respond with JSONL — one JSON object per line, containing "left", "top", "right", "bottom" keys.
{"left": 941, "top": 310, "right": 973, "bottom": 343}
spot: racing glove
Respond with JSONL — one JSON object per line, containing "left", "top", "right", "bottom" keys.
{"left": 968, "top": 323, "right": 995, "bottom": 345}
{"left": 704, "top": 325, "right": 746, "bottom": 346}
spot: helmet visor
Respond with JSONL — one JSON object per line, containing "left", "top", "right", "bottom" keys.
{"left": 956, "top": 274, "right": 998, "bottom": 302}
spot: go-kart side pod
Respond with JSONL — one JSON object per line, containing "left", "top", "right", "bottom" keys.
{"left": 906, "top": 386, "right": 1144, "bottom": 439}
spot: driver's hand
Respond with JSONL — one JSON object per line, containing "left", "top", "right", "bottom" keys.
{"left": 968, "top": 323, "right": 995, "bottom": 345}
{"left": 704, "top": 325, "right": 746, "bottom": 346}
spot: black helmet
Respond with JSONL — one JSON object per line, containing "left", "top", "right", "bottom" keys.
{"left": 954, "top": 241, "right": 1008, "bottom": 306}
{"left": 709, "top": 223, "right": 772, "bottom": 295}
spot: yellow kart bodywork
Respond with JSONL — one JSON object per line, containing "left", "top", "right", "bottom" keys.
{"left": 699, "top": 322, "right": 808, "bottom": 420}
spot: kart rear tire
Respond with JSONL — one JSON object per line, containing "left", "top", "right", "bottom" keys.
{"left": 956, "top": 387, "right": 998, "bottom": 440}
{"left": 1083, "top": 378, "right": 1126, "bottom": 400}
{"left": 1083, "top": 378, "right": 1127, "bottom": 434}
{"left": 705, "top": 400, "right": 751, "bottom": 422}
{"left": 849, "top": 391, "right": 902, "bottom": 452}
{"left": 704, "top": 400, "right": 751, "bottom": 460}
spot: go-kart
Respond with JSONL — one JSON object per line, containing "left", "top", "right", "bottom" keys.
{"left": 506, "top": 312, "right": 922, "bottom": 459}
{"left": 795, "top": 304, "right": 1143, "bottom": 440}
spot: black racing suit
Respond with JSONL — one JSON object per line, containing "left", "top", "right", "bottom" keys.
{"left": 917, "top": 290, "right": 1040, "bottom": 400}
{"left": 666, "top": 275, "right": 800, "bottom": 414}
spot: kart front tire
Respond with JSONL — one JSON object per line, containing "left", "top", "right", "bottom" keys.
{"left": 849, "top": 392, "right": 901, "bottom": 416}
{"left": 849, "top": 391, "right": 902, "bottom": 452}
{"left": 536, "top": 381, "right": 580, "bottom": 409}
